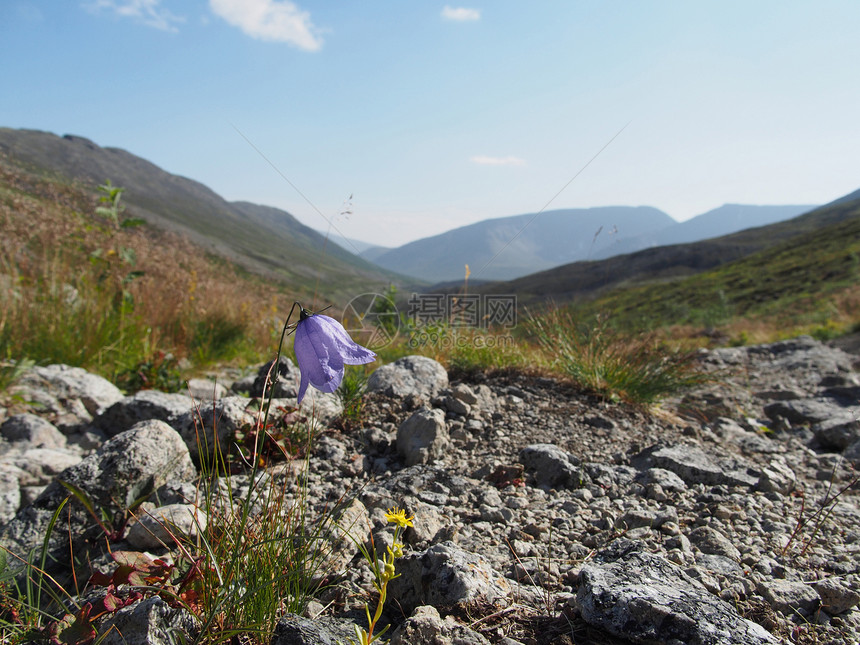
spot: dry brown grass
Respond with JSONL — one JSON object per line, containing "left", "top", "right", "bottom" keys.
{"left": 0, "top": 159, "right": 298, "bottom": 378}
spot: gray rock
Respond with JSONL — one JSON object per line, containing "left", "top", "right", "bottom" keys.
{"left": 249, "top": 356, "right": 301, "bottom": 398}
{"left": 271, "top": 613, "right": 357, "bottom": 645}
{"left": 172, "top": 395, "right": 255, "bottom": 463}
{"left": 845, "top": 438, "right": 860, "bottom": 465}
{"left": 695, "top": 554, "right": 744, "bottom": 575}
{"left": 618, "top": 507, "right": 676, "bottom": 531}
{"left": 519, "top": 444, "right": 583, "bottom": 489}
{"left": 125, "top": 503, "right": 207, "bottom": 550}
{"left": 576, "top": 540, "right": 779, "bottom": 644}
{"left": 757, "top": 578, "right": 821, "bottom": 618}
{"left": 814, "top": 577, "right": 860, "bottom": 615}
{"left": 633, "top": 444, "right": 759, "bottom": 487}
{"left": 451, "top": 383, "right": 479, "bottom": 406}
{"left": 688, "top": 525, "right": 741, "bottom": 560}
{"left": 0, "top": 414, "right": 67, "bottom": 449}
{"left": 230, "top": 372, "right": 257, "bottom": 395}
{"left": 1, "top": 420, "right": 197, "bottom": 561}
{"left": 98, "top": 597, "right": 197, "bottom": 645}
{"left": 315, "top": 434, "right": 348, "bottom": 463}
{"left": 443, "top": 395, "right": 471, "bottom": 416}
{"left": 403, "top": 502, "right": 446, "bottom": 547}
{"left": 289, "top": 390, "right": 344, "bottom": 423}
{"left": 96, "top": 390, "right": 193, "bottom": 437}
{"left": 812, "top": 414, "right": 860, "bottom": 451}
{"left": 9, "top": 448, "right": 81, "bottom": 487}
{"left": 473, "top": 384, "right": 497, "bottom": 412}
{"left": 14, "top": 364, "right": 124, "bottom": 419}
{"left": 584, "top": 462, "right": 637, "bottom": 491}
{"left": 756, "top": 458, "right": 796, "bottom": 494}
{"left": 764, "top": 398, "right": 849, "bottom": 426}
{"left": 754, "top": 388, "right": 804, "bottom": 402}
{"left": 397, "top": 408, "right": 449, "bottom": 466}
{"left": 389, "top": 605, "right": 491, "bottom": 645}
{"left": 326, "top": 498, "right": 372, "bottom": 573}
{"left": 389, "top": 542, "right": 513, "bottom": 614}
{"left": 617, "top": 508, "right": 659, "bottom": 530}
{"left": 0, "top": 468, "right": 21, "bottom": 523}
{"left": 635, "top": 467, "right": 688, "bottom": 492}
{"left": 185, "top": 378, "right": 227, "bottom": 401}
{"left": 367, "top": 356, "right": 448, "bottom": 399}
{"left": 364, "top": 464, "right": 473, "bottom": 519}
{"left": 736, "top": 431, "right": 783, "bottom": 455}
{"left": 753, "top": 336, "right": 855, "bottom": 375}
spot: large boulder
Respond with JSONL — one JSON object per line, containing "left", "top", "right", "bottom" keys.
{"left": 95, "top": 390, "right": 193, "bottom": 437}
{"left": 1, "top": 420, "right": 197, "bottom": 564}
{"left": 172, "top": 395, "right": 256, "bottom": 463}
{"left": 519, "top": 443, "right": 584, "bottom": 489}
{"left": 396, "top": 409, "right": 449, "bottom": 466}
{"left": 0, "top": 413, "right": 67, "bottom": 450}
{"left": 576, "top": 540, "right": 779, "bottom": 644}
{"left": 367, "top": 356, "right": 448, "bottom": 399}
{"left": 389, "top": 605, "right": 491, "bottom": 645}
{"left": 98, "top": 597, "right": 197, "bottom": 645}
{"left": 12, "top": 364, "right": 124, "bottom": 429}
{"left": 632, "top": 444, "right": 759, "bottom": 488}
{"left": 248, "top": 357, "right": 301, "bottom": 398}
{"left": 125, "top": 503, "right": 207, "bottom": 550}
{"left": 388, "top": 542, "right": 513, "bottom": 614}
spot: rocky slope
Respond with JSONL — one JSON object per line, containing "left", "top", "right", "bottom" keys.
{"left": 1, "top": 336, "right": 859, "bottom": 644}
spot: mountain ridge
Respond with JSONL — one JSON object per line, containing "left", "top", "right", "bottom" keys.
{"left": 590, "top": 203, "right": 817, "bottom": 260}
{"left": 337, "top": 203, "right": 817, "bottom": 283}
{"left": 0, "top": 127, "right": 405, "bottom": 302}
{"left": 474, "top": 189, "right": 860, "bottom": 307}
{"left": 367, "top": 206, "right": 676, "bottom": 282}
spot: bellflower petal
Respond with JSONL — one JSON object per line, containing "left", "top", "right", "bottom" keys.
{"left": 293, "top": 310, "right": 376, "bottom": 405}
{"left": 312, "top": 315, "right": 377, "bottom": 364}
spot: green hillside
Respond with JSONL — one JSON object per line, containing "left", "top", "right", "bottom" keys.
{"left": 564, "top": 206, "right": 860, "bottom": 341}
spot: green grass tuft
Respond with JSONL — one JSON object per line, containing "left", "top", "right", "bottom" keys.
{"left": 529, "top": 309, "right": 710, "bottom": 407}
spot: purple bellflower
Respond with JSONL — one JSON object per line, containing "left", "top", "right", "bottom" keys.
{"left": 292, "top": 306, "right": 376, "bottom": 405}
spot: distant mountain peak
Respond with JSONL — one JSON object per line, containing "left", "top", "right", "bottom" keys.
{"left": 363, "top": 202, "right": 820, "bottom": 283}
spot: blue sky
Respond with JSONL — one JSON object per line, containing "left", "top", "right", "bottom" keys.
{"left": 2, "top": 1, "right": 859, "bottom": 247}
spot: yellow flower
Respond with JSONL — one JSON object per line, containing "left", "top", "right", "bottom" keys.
{"left": 384, "top": 507, "right": 414, "bottom": 529}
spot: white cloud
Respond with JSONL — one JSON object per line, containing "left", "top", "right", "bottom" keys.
{"left": 209, "top": 0, "right": 323, "bottom": 51}
{"left": 84, "top": 0, "right": 185, "bottom": 32}
{"left": 441, "top": 6, "right": 481, "bottom": 21}
{"left": 470, "top": 155, "right": 525, "bottom": 166}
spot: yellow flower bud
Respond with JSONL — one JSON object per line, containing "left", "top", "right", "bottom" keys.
{"left": 381, "top": 561, "right": 396, "bottom": 583}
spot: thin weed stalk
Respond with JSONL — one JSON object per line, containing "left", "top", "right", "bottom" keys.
{"left": 783, "top": 459, "right": 860, "bottom": 558}
{"left": 186, "top": 312, "right": 338, "bottom": 644}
